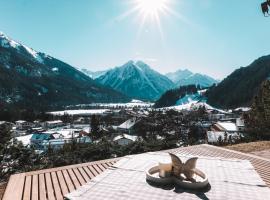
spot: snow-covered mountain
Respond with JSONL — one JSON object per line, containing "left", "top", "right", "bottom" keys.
{"left": 81, "top": 68, "right": 108, "bottom": 79}
{"left": 0, "top": 32, "right": 129, "bottom": 110}
{"left": 166, "top": 69, "right": 218, "bottom": 88}
{"left": 96, "top": 61, "right": 175, "bottom": 101}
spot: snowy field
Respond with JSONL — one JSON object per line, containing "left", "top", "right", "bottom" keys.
{"left": 48, "top": 109, "right": 110, "bottom": 116}
{"left": 67, "top": 99, "right": 154, "bottom": 109}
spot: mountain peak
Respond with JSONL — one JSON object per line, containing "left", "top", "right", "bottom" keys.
{"left": 96, "top": 61, "right": 174, "bottom": 100}
{"left": 0, "top": 31, "right": 45, "bottom": 64}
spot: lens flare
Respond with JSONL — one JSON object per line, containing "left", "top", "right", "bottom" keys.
{"left": 136, "top": 0, "right": 168, "bottom": 18}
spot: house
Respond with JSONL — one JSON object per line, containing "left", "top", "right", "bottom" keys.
{"left": 42, "top": 120, "right": 63, "bottom": 129}
{"left": 15, "top": 120, "right": 33, "bottom": 130}
{"left": 15, "top": 134, "right": 33, "bottom": 146}
{"left": 117, "top": 117, "right": 139, "bottom": 134}
{"left": 113, "top": 134, "right": 138, "bottom": 146}
{"left": 42, "top": 136, "right": 92, "bottom": 151}
{"left": 211, "top": 121, "right": 238, "bottom": 133}
{"left": 207, "top": 131, "right": 241, "bottom": 144}
{"left": 236, "top": 118, "right": 245, "bottom": 132}
{"left": 30, "top": 133, "right": 55, "bottom": 150}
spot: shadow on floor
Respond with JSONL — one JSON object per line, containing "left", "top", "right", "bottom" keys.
{"left": 147, "top": 180, "right": 211, "bottom": 200}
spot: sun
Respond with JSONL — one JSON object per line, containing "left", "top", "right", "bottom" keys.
{"left": 115, "top": 0, "right": 179, "bottom": 38}
{"left": 136, "top": 0, "right": 168, "bottom": 18}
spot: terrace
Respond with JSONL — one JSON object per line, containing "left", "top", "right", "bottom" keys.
{"left": 2, "top": 144, "right": 270, "bottom": 200}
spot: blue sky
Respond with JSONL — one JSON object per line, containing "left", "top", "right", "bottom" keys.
{"left": 0, "top": 0, "right": 269, "bottom": 79}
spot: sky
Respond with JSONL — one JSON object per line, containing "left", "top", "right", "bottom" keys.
{"left": 0, "top": 0, "right": 269, "bottom": 79}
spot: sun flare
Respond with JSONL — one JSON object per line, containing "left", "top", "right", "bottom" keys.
{"left": 116, "top": 0, "right": 180, "bottom": 38}
{"left": 136, "top": 0, "right": 168, "bottom": 18}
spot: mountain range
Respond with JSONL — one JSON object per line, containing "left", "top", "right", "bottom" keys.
{"left": 1, "top": 31, "right": 268, "bottom": 111}
{"left": 0, "top": 32, "right": 129, "bottom": 111}
{"left": 96, "top": 61, "right": 175, "bottom": 101}
{"left": 207, "top": 55, "right": 270, "bottom": 109}
{"left": 165, "top": 69, "right": 219, "bottom": 88}
{"left": 83, "top": 64, "right": 218, "bottom": 101}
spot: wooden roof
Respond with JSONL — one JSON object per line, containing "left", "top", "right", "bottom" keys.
{"left": 3, "top": 144, "right": 270, "bottom": 200}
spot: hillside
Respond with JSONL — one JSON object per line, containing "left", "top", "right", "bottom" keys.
{"left": 0, "top": 32, "right": 129, "bottom": 111}
{"left": 207, "top": 55, "right": 270, "bottom": 108}
{"left": 154, "top": 85, "right": 200, "bottom": 108}
{"left": 96, "top": 61, "right": 175, "bottom": 101}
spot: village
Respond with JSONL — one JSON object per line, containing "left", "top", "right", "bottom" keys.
{"left": 0, "top": 100, "right": 248, "bottom": 154}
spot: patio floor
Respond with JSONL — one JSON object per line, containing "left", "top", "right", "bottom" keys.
{"left": 2, "top": 144, "right": 270, "bottom": 200}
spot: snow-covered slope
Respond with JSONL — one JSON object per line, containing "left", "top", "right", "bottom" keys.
{"left": 96, "top": 61, "right": 175, "bottom": 101}
{"left": 166, "top": 69, "right": 218, "bottom": 88}
{"left": 162, "top": 92, "right": 226, "bottom": 113}
{"left": 0, "top": 32, "right": 46, "bottom": 64}
{"left": 0, "top": 32, "right": 129, "bottom": 110}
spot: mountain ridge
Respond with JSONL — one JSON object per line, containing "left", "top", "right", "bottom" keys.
{"left": 206, "top": 55, "right": 270, "bottom": 108}
{"left": 166, "top": 69, "right": 218, "bottom": 88}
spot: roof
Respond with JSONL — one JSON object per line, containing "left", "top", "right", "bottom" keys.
{"left": 31, "top": 133, "right": 54, "bottom": 141}
{"left": 113, "top": 134, "right": 138, "bottom": 142}
{"left": 216, "top": 122, "right": 238, "bottom": 131}
{"left": 45, "top": 120, "right": 63, "bottom": 124}
{"left": 15, "top": 134, "right": 33, "bottom": 146}
{"left": 3, "top": 144, "right": 270, "bottom": 200}
{"left": 118, "top": 118, "right": 137, "bottom": 129}
{"left": 15, "top": 120, "right": 26, "bottom": 123}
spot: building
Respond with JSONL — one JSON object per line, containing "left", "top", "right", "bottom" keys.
{"left": 30, "top": 133, "right": 55, "bottom": 150}
{"left": 236, "top": 117, "right": 245, "bottom": 132}
{"left": 15, "top": 134, "right": 33, "bottom": 146}
{"left": 211, "top": 121, "right": 238, "bottom": 133}
{"left": 42, "top": 136, "right": 92, "bottom": 151}
{"left": 113, "top": 134, "right": 138, "bottom": 146}
{"left": 207, "top": 131, "right": 241, "bottom": 144}
{"left": 15, "top": 120, "right": 33, "bottom": 130}
{"left": 117, "top": 117, "right": 139, "bottom": 134}
{"left": 42, "top": 120, "right": 63, "bottom": 129}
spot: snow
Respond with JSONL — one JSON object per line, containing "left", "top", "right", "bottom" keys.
{"left": 175, "top": 93, "right": 201, "bottom": 106}
{"left": 158, "top": 91, "right": 228, "bottom": 114}
{"left": 22, "top": 44, "right": 44, "bottom": 63}
{"left": 16, "top": 120, "right": 26, "bottom": 123}
{"left": 113, "top": 134, "right": 138, "bottom": 142}
{"left": 216, "top": 122, "right": 238, "bottom": 132}
{"left": 15, "top": 134, "right": 33, "bottom": 146}
{"left": 45, "top": 120, "right": 63, "bottom": 125}
{"left": 73, "top": 101, "right": 153, "bottom": 109}
{"left": 52, "top": 67, "right": 58, "bottom": 72}
{"left": 0, "top": 32, "right": 44, "bottom": 64}
{"left": 118, "top": 118, "right": 137, "bottom": 129}
{"left": 48, "top": 109, "right": 110, "bottom": 116}
{"left": 160, "top": 101, "right": 227, "bottom": 114}
{"left": 131, "top": 99, "right": 144, "bottom": 103}
{"left": 234, "top": 107, "right": 251, "bottom": 112}
{"left": 0, "top": 32, "right": 20, "bottom": 49}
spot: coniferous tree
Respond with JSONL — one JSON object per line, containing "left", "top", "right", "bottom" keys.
{"left": 246, "top": 80, "right": 270, "bottom": 139}
{"left": 91, "top": 115, "right": 100, "bottom": 140}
